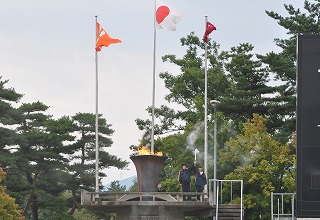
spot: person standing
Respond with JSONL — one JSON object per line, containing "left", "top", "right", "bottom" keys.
{"left": 178, "top": 160, "right": 196, "bottom": 201}
{"left": 195, "top": 166, "right": 207, "bottom": 201}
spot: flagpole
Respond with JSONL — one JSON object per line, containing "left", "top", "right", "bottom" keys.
{"left": 151, "top": 0, "right": 157, "bottom": 153}
{"left": 204, "top": 15, "right": 209, "bottom": 198}
{"left": 95, "top": 15, "right": 100, "bottom": 195}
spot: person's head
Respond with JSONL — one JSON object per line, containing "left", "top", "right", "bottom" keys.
{"left": 181, "top": 164, "right": 187, "bottom": 170}
{"left": 198, "top": 166, "right": 203, "bottom": 172}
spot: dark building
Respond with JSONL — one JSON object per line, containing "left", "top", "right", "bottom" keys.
{"left": 297, "top": 35, "right": 320, "bottom": 218}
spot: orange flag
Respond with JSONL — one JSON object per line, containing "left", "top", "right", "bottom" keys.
{"left": 96, "top": 22, "right": 121, "bottom": 51}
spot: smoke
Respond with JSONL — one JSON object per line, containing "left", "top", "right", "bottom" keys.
{"left": 185, "top": 121, "right": 218, "bottom": 169}
{"left": 144, "top": 132, "right": 151, "bottom": 148}
{"left": 186, "top": 122, "right": 206, "bottom": 162}
{"left": 240, "top": 143, "right": 261, "bottom": 167}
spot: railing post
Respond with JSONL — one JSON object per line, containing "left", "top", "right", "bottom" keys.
{"left": 277, "top": 198, "right": 280, "bottom": 220}
{"left": 220, "top": 181, "right": 222, "bottom": 204}
{"left": 231, "top": 181, "right": 233, "bottom": 201}
{"left": 271, "top": 192, "right": 273, "bottom": 220}
{"left": 209, "top": 180, "right": 213, "bottom": 206}
{"left": 291, "top": 193, "right": 294, "bottom": 220}
{"left": 240, "top": 180, "right": 243, "bottom": 220}
{"left": 215, "top": 183, "right": 219, "bottom": 220}
{"left": 213, "top": 179, "right": 217, "bottom": 205}
{"left": 281, "top": 194, "right": 284, "bottom": 215}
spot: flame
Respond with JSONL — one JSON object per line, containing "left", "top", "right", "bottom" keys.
{"left": 137, "top": 146, "right": 163, "bottom": 156}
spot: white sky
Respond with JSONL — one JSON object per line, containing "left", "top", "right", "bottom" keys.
{"left": 0, "top": 0, "right": 303, "bottom": 185}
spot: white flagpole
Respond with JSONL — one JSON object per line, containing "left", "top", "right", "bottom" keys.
{"left": 95, "top": 15, "right": 100, "bottom": 195}
{"left": 151, "top": 0, "right": 157, "bottom": 153}
{"left": 204, "top": 15, "right": 209, "bottom": 196}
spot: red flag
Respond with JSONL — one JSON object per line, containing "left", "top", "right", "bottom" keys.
{"left": 203, "top": 21, "right": 216, "bottom": 43}
{"left": 96, "top": 22, "right": 121, "bottom": 52}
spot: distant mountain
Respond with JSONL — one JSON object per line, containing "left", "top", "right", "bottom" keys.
{"left": 104, "top": 175, "right": 136, "bottom": 191}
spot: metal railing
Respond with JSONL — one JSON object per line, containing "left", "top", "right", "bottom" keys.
{"left": 271, "top": 192, "right": 295, "bottom": 220}
{"left": 81, "top": 190, "right": 208, "bottom": 205}
{"left": 208, "top": 179, "right": 244, "bottom": 220}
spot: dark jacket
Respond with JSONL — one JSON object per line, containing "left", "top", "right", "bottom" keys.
{"left": 179, "top": 164, "right": 195, "bottom": 184}
{"left": 195, "top": 171, "right": 207, "bottom": 186}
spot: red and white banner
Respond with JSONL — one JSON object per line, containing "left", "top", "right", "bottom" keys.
{"left": 155, "top": 0, "right": 182, "bottom": 31}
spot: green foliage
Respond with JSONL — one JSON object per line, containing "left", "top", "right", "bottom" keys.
{"left": 157, "top": 133, "right": 192, "bottom": 192}
{"left": 67, "top": 112, "right": 128, "bottom": 189}
{"left": 37, "top": 194, "right": 74, "bottom": 220}
{"left": 259, "top": 0, "right": 320, "bottom": 142}
{"left": 4, "top": 102, "right": 76, "bottom": 219}
{"left": 107, "top": 180, "right": 126, "bottom": 192}
{"left": 160, "top": 32, "right": 228, "bottom": 123}
{"left": 135, "top": 2, "right": 320, "bottom": 160}
{"left": 2, "top": 1, "right": 317, "bottom": 219}
{"left": 135, "top": 32, "right": 229, "bottom": 141}
{"left": 0, "top": 168, "right": 24, "bottom": 220}
{"left": 219, "top": 43, "right": 282, "bottom": 133}
{"left": 0, "top": 77, "right": 128, "bottom": 219}
{"left": 128, "top": 178, "right": 138, "bottom": 192}
{"left": 220, "top": 114, "right": 295, "bottom": 220}
{"left": 73, "top": 208, "right": 100, "bottom": 220}
{"left": 62, "top": 112, "right": 128, "bottom": 215}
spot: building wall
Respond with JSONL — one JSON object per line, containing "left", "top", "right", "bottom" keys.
{"left": 297, "top": 35, "right": 320, "bottom": 218}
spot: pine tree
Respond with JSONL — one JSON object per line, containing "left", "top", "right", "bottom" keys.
{"left": 67, "top": 113, "right": 128, "bottom": 215}
{"left": 259, "top": 0, "right": 320, "bottom": 141}
{"left": 6, "top": 102, "right": 74, "bottom": 220}
{"left": 219, "top": 43, "right": 281, "bottom": 132}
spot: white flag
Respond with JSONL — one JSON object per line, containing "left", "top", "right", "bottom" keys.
{"left": 155, "top": 0, "right": 182, "bottom": 31}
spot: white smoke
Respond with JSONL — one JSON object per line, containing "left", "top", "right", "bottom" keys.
{"left": 186, "top": 122, "right": 205, "bottom": 161}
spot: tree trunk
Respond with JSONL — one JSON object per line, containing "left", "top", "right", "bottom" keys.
{"left": 68, "top": 189, "right": 77, "bottom": 215}
{"left": 31, "top": 194, "right": 39, "bottom": 220}
{"left": 23, "top": 194, "right": 33, "bottom": 216}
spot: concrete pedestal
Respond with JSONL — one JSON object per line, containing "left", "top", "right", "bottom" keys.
{"left": 114, "top": 205, "right": 185, "bottom": 220}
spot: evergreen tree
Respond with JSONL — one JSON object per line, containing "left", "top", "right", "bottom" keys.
{"left": 4, "top": 102, "right": 75, "bottom": 220}
{"left": 67, "top": 113, "right": 128, "bottom": 215}
{"left": 128, "top": 178, "right": 138, "bottom": 192}
{"left": 219, "top": 43, "right": 280, "bottom": 132}
{"left": 0, "top": 77, "right": 23, "bottom": 171}
{"left": 135, "top": 32, "right": 229, "bottom": 139}
{"left": 106, "top": 180, "right": 126, "bottom": 192}
{"left": 259, "top": 0, "right": 320, "bottom": 141}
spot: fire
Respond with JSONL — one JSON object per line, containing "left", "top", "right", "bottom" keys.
{"left": 137, "top": 146, "right": 163, "bottom": 156}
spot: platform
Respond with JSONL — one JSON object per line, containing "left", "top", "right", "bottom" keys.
{"left": 81, "top": 190, "right": 243, "bottom": 220}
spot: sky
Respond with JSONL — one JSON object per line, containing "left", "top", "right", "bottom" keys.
{"left": 0, "top": 0, "right": 303, "bottom": 186}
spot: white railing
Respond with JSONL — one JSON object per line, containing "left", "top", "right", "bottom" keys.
{"left": 271, "top": 192, "right": 295, "bottom": 220}
{"left": 208, "top": 179, "right": 244, "bottom": 220}
{"left": 81, "top": 190, "right": 208, "bottom": 204}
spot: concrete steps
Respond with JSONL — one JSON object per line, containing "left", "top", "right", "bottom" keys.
{"left": 215, "top": 204, "right": 243, "bottom": 220}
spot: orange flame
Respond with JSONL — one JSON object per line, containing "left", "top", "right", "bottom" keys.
{"left": 137, "top": 146, "right": 163, "bottom": 156}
